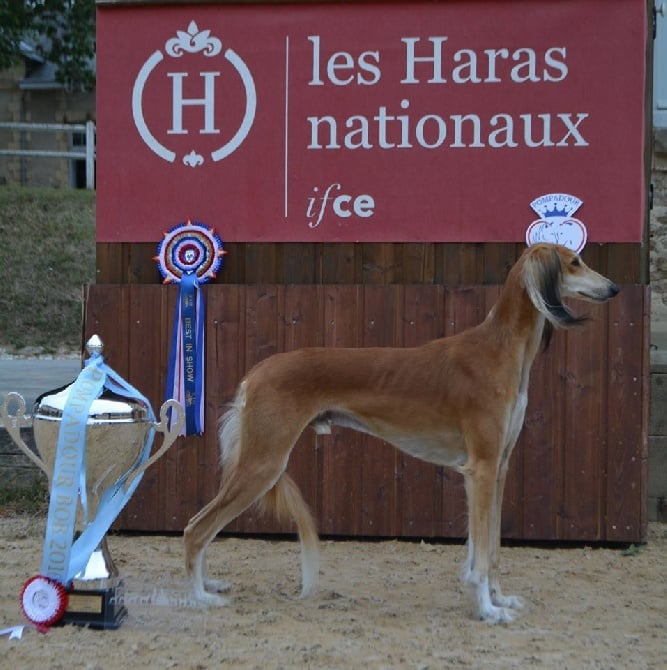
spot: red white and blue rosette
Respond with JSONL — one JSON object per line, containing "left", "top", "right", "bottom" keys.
{"left": 155, "top": 220, "right": 226, "bottom": 435}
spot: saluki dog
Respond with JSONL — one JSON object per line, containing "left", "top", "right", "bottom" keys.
{"left": 184, "top": 243, "right": 619, "bottom": 623}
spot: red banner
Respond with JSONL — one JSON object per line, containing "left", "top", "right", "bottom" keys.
{"left": 96, "top": 1, "right": 647, "bottom": 243}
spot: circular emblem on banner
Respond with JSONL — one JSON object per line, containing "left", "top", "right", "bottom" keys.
{"left": 526, "top": 193, "right": 588, "bottom": 253}
{"left": 20, "top": 575, "right": 68, "bottom": 631}
{"left": 132, "top": 20, "right": 256, "bottom": 167}
{"left": 155, "top": 220, "right": 226, "bottom": 284}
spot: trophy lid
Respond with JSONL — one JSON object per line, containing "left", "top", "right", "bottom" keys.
{"left": 33, "top": 335, "right": 150, "bottom": 424}
{"left": 34, "top": 386, "right": 150, "bottom": 424}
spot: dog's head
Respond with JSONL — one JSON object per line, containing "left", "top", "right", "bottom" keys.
{"left": 522, "top": 243, "right": 619, "bottom": 342}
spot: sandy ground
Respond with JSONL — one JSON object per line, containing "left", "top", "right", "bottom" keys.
{"left": 0, "top": 516, "right": 665, "bottom": 669}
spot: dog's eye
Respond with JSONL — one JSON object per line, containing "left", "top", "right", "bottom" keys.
{"left": 571, "top": 258, "right": 581, "bottom": 267}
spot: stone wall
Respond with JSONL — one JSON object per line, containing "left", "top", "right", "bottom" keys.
{"left": 651, "top": 130, "right": 667, "bottom": 330}
{"left": 648, "top": 130, "right": 667, "bottom": 522}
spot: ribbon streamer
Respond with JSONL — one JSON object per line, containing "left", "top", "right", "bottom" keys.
{"left": 166, "top": 273, "right": 205, "bottom": 434}
{"left": 40, "top": 362, "right": 106, "bottom": 585}
{"left": 155, "top": 220, "right": 225, "bottom": 436}
{"left": 0, "top": 626, "right": 24, "bottom": 640}
{"left": 64, "top": 359, "right": 157, "bottom": 581}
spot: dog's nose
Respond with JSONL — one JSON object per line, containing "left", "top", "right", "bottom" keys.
{"left": 609, "top": 282, "right": 620, "bottom": 297}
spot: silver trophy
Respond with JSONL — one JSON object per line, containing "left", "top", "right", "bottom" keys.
{"left": 1, "top": 335, "right": 184, "bottom": 629}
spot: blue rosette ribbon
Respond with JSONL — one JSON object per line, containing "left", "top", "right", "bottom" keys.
{"left": 155, "top": 220, "right": 225, "bottom": 435}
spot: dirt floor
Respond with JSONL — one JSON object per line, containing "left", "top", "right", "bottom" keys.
{"left": 0, "top": 516, "right": 665, "bottom": 669}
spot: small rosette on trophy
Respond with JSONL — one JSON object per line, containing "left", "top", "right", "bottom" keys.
{"left": 20, "top": 575, "right": 69, "bottom": 633}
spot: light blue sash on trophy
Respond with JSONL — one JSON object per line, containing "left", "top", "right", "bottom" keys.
{"left": 40, "top": 351, "right": 156, "bottom": 585}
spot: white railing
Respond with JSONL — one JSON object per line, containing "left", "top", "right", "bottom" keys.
{"left": 0, "top": 120, "right": 95, "bottom": 189}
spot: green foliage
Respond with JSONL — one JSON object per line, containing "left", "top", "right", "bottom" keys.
{"left": 0, "top": 187, "right": 95, "bottom": 353}
{"left": 0, "top": 475, "right": 48, "bottom": 515}
{"left": 0, "top": 0, "right": 34, "bottom": 71}
{"left": 0, "top": 0, "right": 96, "bottom": 91}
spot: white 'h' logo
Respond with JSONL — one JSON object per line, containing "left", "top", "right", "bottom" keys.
{"left": 132, "top": 21, "right": 256, "bottom": 166}
{"left": 167, "top": 72, "right": 221, "bottom": 136}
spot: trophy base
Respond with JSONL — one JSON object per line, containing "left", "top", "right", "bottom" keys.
{"left": 58, "top": 581, "right": 127, "bottom": 630}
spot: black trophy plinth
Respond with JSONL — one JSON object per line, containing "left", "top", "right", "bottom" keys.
{"left": 58, "top": 580, "right": 127, "bottom": 630}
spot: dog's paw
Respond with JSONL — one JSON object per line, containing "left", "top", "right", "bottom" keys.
{"left": 478, "top": 603, "right": 517, "bottom": 624}
{"left": 204, "top": 578, "right": 231, "bottom": 594}
{"left": 494, "top": 594, "right": 524, "bottom": 610}
{"left": 192, "top": 589, "right": 231, "bottom": 607}
{"left": 491, "top": 592, "right": 524, "bottom": 610}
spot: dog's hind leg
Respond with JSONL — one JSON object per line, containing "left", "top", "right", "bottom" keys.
{"left": 184, "top": 461, "right": 285, "bottom": 606}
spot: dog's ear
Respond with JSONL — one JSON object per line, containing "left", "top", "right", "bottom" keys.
{"left": 524, "top": 247, "right": 588, "bottom": 340}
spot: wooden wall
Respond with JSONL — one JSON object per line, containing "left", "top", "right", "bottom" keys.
{"left": 95, "top": 242, "right": 647, "bottom": 286}
{"left": 83, "top": 276, "right": 649, "bottom": 543}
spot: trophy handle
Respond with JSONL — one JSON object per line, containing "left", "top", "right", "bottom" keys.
{"left": 124, "top": 399, "right": 184, "bottom": 492}
{"left": 0, "top": 392, "right": 48, "bottom": 475}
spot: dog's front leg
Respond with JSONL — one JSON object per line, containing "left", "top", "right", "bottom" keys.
{"left": 488, "top": 462, "right": 524, "bottom": 611}
{"left": 488, "top": 404, "right": 527, "bottom": 612}
{"left": 462, "top": 458, "right": 516, "bottom": 624}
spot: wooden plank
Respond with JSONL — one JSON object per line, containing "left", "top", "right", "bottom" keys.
{"left": 244, "top": 244, "right": 282, "bottom": 283}
{"left": 283, "top": 243, "right": 317, "bottom": 283}
{"left": 395, "top": 244, "right": 435, "bottom": 283}
{"left": 360, "top": 285, "right": 399, "bottom": 536}
{"left": 603, "top": 243, "right": 641, "bottom": 284}
{"left": 115, "top": 285, "right": 168, "bottom": 530}
{"left": 161, "top": 286, "right": 199, "bottom": 531}
{"left": 83, "top": 284, "right": 130, "bottom": 375}
{"left": 320, "top": 286, "right": 363, "bottom": 536}
{"left": 83, "top": 285, "right": 135, "bottom": 529}
{"left": 228, "top": 285, "right": 281, "bottom": 533}
{"left": 201, "top": 286, "right": 245, "bottom": 508}
{"left": 282, "top": 285, "right": 324, "bottom": 533}
{"left": 395, "top": 285, "right": 444, "bottom": 537}
{"left": 161, "top": 288, "right": 184, "bottom": 530}
{"left": 518, "top": 328, "right": 567, "bottom": 540}
{"left": 127, "top": 242, "right": 161, "bottom": 283}
{"left": 94, "top": 244, "right": 124, "bottom": 284}
{"left": 219, "top": 242, "right": 246, "bottom": 283}
{"left": 460, "top": 244, "right": 486, "bottom": 283}
{"left": 439, "top": 286, "right": 486, "bottom": 537}
{"left": 194, "top": 286, "right": 247, "bottom": 535}
{"left": 320, "top": 242, "right": 360, "bottom": 283}
{"left": 561, "top": 301, "right": 608, "bottom": 541}
{"left": 244, "top": 285, "right": 280, "bottom": 367}
{"left": 96, "top": 242, "right": 647, "bottom": 287}
{"left": 362, "top": 243, "right": 396, "bottom": 284}
{"left": 481, "top": 243, "right": 519, "bottom": 284}
{"left": 444, "top": 286, "right": 487, "bottom": 335}
{"left": 604, "top": 287, "right": 647, "bottom": 542}
{"left": 441, "top": 244, "right": 485, "bottom": 284}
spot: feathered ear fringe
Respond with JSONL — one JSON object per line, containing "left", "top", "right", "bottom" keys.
{"left": 524, "top": 248, "right": 588, "bottom": 348}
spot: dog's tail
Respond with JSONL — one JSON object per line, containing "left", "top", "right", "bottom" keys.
{"left": 219, "top": 381, "right": 245, "bottom": 472}
{"left": 258, "top": 473, "right": 320, "bottom": 598}
{"left": 218, "top": 379, "right": 320, "bottom": 598}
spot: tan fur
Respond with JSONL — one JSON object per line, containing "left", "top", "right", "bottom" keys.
{"left": 184, "top": 243, "right": 618, "bottom": 623}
